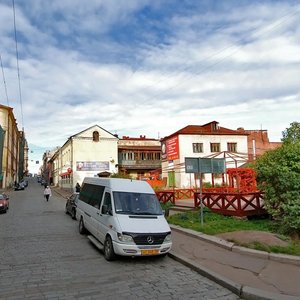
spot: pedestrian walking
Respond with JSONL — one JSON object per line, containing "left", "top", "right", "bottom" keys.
{"left": 75, "top": 182, "right": 81, "bottom": 193}
{"left": 44, "top": 185, "right": 52, "bottom": 201}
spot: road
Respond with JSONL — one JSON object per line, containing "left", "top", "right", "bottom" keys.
{"left": 0, "top": 178, "right": 241, "bottom": 300}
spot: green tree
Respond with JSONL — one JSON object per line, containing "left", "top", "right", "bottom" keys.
{"left": 110, "top": 172, "right": 132, "bottom": 179}
{"left": 255, "top": 129, "right": 300, "bottom": 236}
{"left": 281, "top": 121, "right": 300, "bottom": 144}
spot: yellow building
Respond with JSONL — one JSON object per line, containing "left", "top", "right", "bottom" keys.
{"left": 0, "top": 104, "right": 26, "bottom": 188}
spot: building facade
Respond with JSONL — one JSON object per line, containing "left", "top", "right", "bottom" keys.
{"left": 0, "top": 104, "right": 27, "bottom": 189}
{"left": 161, "top": 121, "right": 249, "bottom": 188}
{"left": 46, "top": 125, "right": 119, "bottom": 190}
{"left": 117, "top": 135, "right": 161, "bottom": 179}
{"left": 237, "top": 128, "right": 282, "bottom": 161}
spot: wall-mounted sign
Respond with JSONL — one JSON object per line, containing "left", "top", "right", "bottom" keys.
{"left": 76, "top": 161, "right": 109, "bottom": 171}
{"left": 166, "top": 135, "right": 179, "bottom": 160}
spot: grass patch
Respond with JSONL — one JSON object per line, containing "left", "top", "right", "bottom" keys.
{"left": 168, "top": 208, "right": 274, "bottom": 235}
{"left": 167, "top": 208, "right": 300, "bottom": 256}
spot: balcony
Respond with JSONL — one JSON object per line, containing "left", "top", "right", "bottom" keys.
{"left": 118, "top": 159, "right": 161, "bottom": 170}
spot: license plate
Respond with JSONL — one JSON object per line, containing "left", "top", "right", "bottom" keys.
{"left": 141, "top": 249, "right": 159, "bottom": 255}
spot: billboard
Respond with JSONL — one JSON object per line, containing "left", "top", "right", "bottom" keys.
{"left": 184, "top": 157, "right": 226, "bottom": 173}
{"left": 162, "top": 136, "right": 180, "bottom": 161}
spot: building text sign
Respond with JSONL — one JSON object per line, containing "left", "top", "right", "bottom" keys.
{"left": 76, "top": 161, "right": 109, "bottom": 171}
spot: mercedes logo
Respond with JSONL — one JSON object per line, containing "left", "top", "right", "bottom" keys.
{"left": 147, "top": 236, "right": 154, "bottom": 244}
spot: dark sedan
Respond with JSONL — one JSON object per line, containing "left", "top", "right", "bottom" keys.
{"left": 65, "top": 193, "right": 79, "bottom": 219}
{"left": 0, "top": 193, "right": 9, "bottom": 213}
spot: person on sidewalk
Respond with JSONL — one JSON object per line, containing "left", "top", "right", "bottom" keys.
{"left": 44, "top": 186, "right": 52, "bottom": 201}
{"left": 75, "top": 182, "right": 81, "bottom": 193}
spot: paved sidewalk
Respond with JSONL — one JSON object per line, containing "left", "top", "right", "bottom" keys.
{"left": 53, "top": 187, "right": 300, "bottom": 300}
{"left": 170, "top": 225, "right": 300, "bottom": 300}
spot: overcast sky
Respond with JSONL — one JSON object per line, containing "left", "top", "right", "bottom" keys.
{"left": 0, "top": 0, "right": 300, "bottom": 172}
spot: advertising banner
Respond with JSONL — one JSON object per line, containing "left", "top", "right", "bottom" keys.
{"left": 76, "top": 161, "right": 109, "bottom": 171}
{"left": 166, "top": 135, "right": 179, "bottom": 160}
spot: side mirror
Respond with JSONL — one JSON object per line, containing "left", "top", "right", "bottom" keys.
{"left": 102, "top": 205, "right": 112, "bottom": 215}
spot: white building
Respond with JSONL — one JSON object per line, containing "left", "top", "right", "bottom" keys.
{"left": 161, "top": 121, "right": 249, "bottom": 188}
{"left": 49, "top": 125, "right": 118, "bottom": 190}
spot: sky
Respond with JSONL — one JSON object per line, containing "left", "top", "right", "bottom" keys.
{"left": 0, "top": 0, "right": 300, "bottom": 173}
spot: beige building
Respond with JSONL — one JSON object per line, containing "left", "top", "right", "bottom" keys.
{"left": 47, "top": 125, "right": 119, "bottom": 190}
{"left": 0, "top": 104, "right": 27, "bottom": 188}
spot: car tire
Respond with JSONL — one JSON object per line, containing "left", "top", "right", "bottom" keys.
{"left": 65, "top": 205, "right": 68, "bottom": 214}
{"left": 79, "top": 217, "right": 87, "bottom": 234}
{"left": 71, "top": 209, "right": 76, "bottom": 220}
{"left": 104, "top": 236, "right": 116, "bottom": 261}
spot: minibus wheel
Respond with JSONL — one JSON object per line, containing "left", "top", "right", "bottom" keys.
{"left": 104, "top": 236, "right": 116, "bottom": 261}
{"left": 79, "top": 217, "right": 87, "bottom": 234}
{"left": 71, "top": 209, "right": 76, "bottom": 220}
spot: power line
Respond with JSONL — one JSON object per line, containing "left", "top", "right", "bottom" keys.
{"left": 0, "top": 53, "right": 10, "bottom": 106}
{"left": 137, "top": 5, "right": 300, "bottom": 106}
{"left": 12, "top": 0, "right": 24, "bottom": 129}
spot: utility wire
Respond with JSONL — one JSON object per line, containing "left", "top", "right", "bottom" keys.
{"left": 0, "top": 53, "right": 10, "bottom": 106}
{"left": 138, "top": 5, "right": 300, "bottom": 105}
{"left": 12, "top": 0, "right": 24, "bottom": 129}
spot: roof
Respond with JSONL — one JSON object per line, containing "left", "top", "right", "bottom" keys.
{"left": 162, "top": 121, "right": 248, "bottom": 140}
{"left": 70, "top": 124, "right": 117, "bottom": 139}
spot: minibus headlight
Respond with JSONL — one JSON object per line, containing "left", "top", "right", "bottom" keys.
{"left": 117, "top": 233, "right": 134, "bottom": 243}
{"left": 164, "top": 233, "right": 172, "bottom": 243}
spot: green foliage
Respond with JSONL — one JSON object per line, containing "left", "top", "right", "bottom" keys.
{"left": 168, "top": 209, "right": 274, "bottom": 235}
{"left": 255, "top": 137, "right": 300, "bottom": 235}
{"left": 281, "top": 121, "right": 300, "bottom": 144}
{"left": 110, "top": 172, "right": 132, "bottom": 179}
{"left": 167, "top": 209, "right": 300, "bottom": 255}
{"left": 160, "top": 201, "right": 174, "bottom": 211}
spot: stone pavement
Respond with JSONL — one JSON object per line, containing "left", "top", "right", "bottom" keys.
{"left": 53, "top": 187, "right": 300, "bottom": 300}
{"left": 170, "top": 225, "right": 300, "bottom": 300}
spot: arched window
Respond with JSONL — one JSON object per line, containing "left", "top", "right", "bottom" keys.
{"left": 93, "top": 131, "right": 99, "bottom": 142}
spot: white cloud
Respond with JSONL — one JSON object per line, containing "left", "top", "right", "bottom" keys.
{"left": 1, "top": 0, "right": 299, "bottom": 162}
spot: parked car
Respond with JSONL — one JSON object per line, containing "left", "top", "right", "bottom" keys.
{"left": 20, "top": 180, "right": 28, "bottom": 187}
{"left": 0, "top": 193, "right": 9, "bottom": 213}
{"left": 14, "top": 182, "right": 25, "bottom": 191}
{"left": 65, "top": 193, "right": 79, "bottom": 220}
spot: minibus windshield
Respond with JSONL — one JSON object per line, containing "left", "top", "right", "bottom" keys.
{"left": 113, "top": 191, "right": 163, "bottom": 215}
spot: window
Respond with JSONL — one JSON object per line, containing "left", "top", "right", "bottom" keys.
{"left": 80, "top": 183, "right": 104, "bottom": 208}
{"left": 93, "top": 131, "right": 99, "bottom": 142}
{"left": 113, "top": 191, "right": 162, "bottom": 215}
{"left": 192, "top": 143, "right": 203, "bottom": 153}
{"left": 210, "top": 143, "right": 220, "bottom": 152}
{"left": 102, "top": 192, "right": 112, "bottom": 214}
{"left": 227, "top": 143, "right": 237, "bottom": 152}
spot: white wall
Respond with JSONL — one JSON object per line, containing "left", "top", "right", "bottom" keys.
{"left": 162, "top": 134, "right": 248, "bottom": 188}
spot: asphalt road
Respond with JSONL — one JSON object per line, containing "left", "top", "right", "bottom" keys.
{"left": 0, "top": 178, "right": 241, "bottom": 300}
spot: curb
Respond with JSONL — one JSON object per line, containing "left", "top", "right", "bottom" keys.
{"left": 169, "top": 252, "right": 299, "bottom": 300}
{"left": 170, "top": 225, "right": 300, "bottom": 266}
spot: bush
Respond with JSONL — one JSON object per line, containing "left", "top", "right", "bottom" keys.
{"left": 255, "top": 142, "right": 300, "bottom": 236}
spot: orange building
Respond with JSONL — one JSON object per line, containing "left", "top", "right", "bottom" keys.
{"left": 237, "top": 128, "right": 282, "bottom": 161}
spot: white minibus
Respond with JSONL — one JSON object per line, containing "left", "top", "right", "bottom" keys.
{"left": 76, "top": 177, "right": 172, "bottom": 260}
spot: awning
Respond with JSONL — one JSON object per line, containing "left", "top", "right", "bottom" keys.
{"left": 59, "top": 168, "right": 73, "bottom": 177}
{"left": 59, "top": 172, "right": 70, "bottom": 177}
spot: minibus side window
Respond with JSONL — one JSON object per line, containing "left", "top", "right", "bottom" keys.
{"left": 79, "top": 183, "right": 104, "bottom": 209}
{"left": 102, "top": 192, "right": 112, "bottom": 215}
